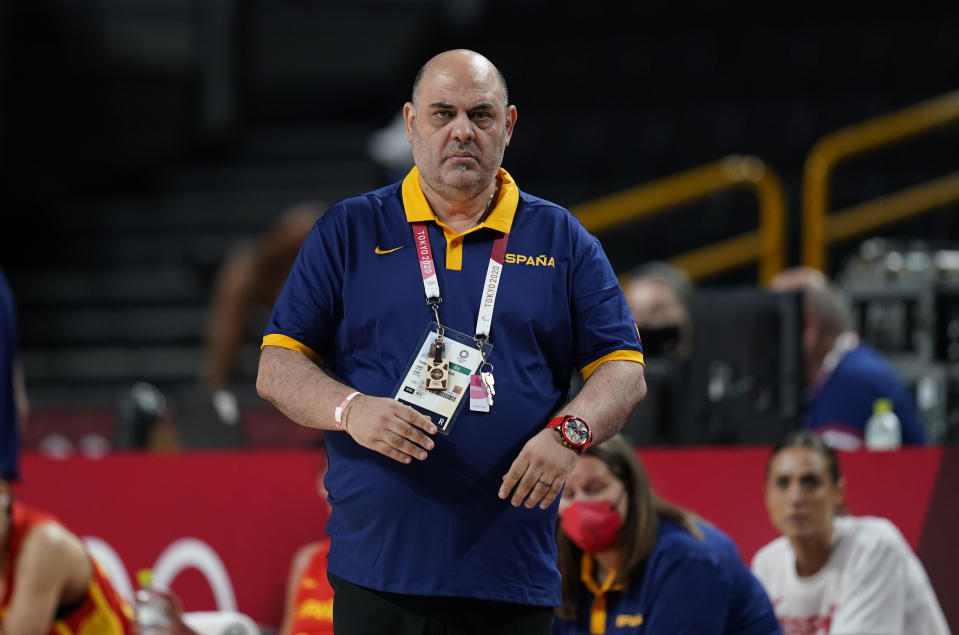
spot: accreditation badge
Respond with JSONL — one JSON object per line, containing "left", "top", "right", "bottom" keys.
{"left": 393, "top": 322, "right": 491, "bottom": 435}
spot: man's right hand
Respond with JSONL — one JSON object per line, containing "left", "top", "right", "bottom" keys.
{"left": 344, "top": 396, "right": 437, "bottom": 464}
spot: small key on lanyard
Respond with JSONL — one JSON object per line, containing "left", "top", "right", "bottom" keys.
{"left": 481, "top": 371, "right": 495, "bottom": 406}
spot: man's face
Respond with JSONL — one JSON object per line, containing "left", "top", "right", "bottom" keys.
{"left": 404, "top": 54, "right": 517, "bottom": 201}
{"left": 764, "top": 447, "right": 843, "bottom": 542}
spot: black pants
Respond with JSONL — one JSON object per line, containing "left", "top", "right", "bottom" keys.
{"left": 328, "top": 573, "right": 554, "bottom": 635}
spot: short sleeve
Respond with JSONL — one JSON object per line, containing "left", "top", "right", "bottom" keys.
{"left": 262, "top": 209, "right": 346, "bottom": 361}
{"left": 830, "top": 527, "right": 907, "bottom": 635}
{"left": 569, "top": 230, "right": 643, "bottom": 377}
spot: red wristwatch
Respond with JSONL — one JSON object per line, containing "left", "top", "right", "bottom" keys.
{"left": 547, "top": 415, "right": 592, "bottom": 453}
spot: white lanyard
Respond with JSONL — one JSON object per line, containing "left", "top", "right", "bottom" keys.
{"left": 411, "top": 222, "right": 509, "bottom": 341}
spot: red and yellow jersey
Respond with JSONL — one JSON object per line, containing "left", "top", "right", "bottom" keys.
{"left": 1, "top": 501, "right": 136, "bottom": 635}
{"left": 289, "top": 540, "right": 334, "bottom": 635}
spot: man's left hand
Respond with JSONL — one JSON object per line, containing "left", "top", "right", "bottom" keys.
{"left": 499, "top": 429, "right": 578, "bottom": 509}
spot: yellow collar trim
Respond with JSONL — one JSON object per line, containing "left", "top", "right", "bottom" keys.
{"left": 401, "top": 166, "right": 519, "bottom": 234}
{"left": 581, "top": 552, "right": 624, "bottom": 596}
{"left": 582, "top": 552, "right": 625, "bottom": 635}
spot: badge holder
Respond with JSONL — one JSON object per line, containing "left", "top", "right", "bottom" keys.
{"left": 392, "top": 322, "right": 491, "bottom": 435}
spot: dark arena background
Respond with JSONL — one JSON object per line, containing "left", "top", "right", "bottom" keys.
{"left": 1, "top": 0, "right": 958, "bottom": 630}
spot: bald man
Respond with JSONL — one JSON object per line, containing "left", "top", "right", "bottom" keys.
{"left": 257, "top": 50, "right": 646, "bottom": 633}
{"left": 770, "top": 267, "right": 925, "bottom": 450}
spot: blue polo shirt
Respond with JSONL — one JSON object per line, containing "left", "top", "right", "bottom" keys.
{"left": 553, "top": 520, "right": 781, "bottom": 634}
{"left": 0, "top": 267, "right": 20, "bottom": 480}
{"left": 263, "top": 167, "right": 643, "bottom": 606}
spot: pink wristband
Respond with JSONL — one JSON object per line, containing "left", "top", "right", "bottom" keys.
{"left": 334, "top": 391, "right": 362, "bottom": 430}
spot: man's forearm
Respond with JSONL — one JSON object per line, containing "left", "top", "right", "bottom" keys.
{"left": 256, "top": 346, "right": 355, "bottom": 431}
{"left": 564, "top": 360, "right": 647, "bottom": 444}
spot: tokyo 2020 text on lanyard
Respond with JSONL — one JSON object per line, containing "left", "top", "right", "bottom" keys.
{"left": 391, "top": 221, "right": 509, "bottom": 433}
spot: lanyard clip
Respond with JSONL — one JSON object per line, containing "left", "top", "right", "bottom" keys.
{"left": 426, "top": 297, "right": 444, "bottom": 336}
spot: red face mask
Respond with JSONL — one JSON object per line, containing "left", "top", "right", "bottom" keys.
{"left": 559, "top": 500, "right": 624, "bottom": 553}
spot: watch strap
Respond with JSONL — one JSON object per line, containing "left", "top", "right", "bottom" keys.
{"left": 546, "top": 415, "right": 568, "bottom": 429}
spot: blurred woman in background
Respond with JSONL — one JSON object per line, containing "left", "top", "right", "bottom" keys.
{"left": 553, "top": 435, "right": 779, "bottom": 634}
{"left": 752, "top": 431, "right": 949, "bottom": 634}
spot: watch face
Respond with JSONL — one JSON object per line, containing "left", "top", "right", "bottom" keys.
{"left": 563, "top": 418, "right": 590, "bottom": 445}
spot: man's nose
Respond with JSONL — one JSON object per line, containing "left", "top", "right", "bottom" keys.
{"left": 450, "top": 112, "right": 475, "bottom": 142}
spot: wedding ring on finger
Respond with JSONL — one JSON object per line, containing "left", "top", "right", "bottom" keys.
{"left": 537, "top": 479, "right": 553, "bottom": 488}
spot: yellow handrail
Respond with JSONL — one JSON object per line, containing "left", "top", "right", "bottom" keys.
{"left": 803, "top": 90, "right": 959, "bottom": 271}
{"left": 574, "top": 155, "right": 786, "bottom": 283}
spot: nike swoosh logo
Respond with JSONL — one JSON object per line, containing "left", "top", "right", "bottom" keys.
{"left": 374, "top": 245, "right": 404, "bottom": 255}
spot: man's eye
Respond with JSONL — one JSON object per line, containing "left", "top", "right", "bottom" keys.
{"left": 471, "top": 112, "right": 491, "bottom": 120}
{"left": 775, "top": 476, "right": 790, "bottom": 490}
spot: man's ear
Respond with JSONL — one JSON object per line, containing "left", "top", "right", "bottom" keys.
{"left": 504, "top": 105, "right": 518, "bottom": 145}
{"left": 403, "top": 102, "right": 416, "bottom": 143}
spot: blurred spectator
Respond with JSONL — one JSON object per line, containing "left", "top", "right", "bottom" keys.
{"left": 769, "top": 267, "right": 924, "bottom": 449}
{"left": 618, "top": 261, "right": 695, "bottom": 444}
{"left": 554, "top": 434, "right": 779, "bottom": 634}
{"left": 201, "top": 201, "right": 326, "bottom": 396}
{"left": 179, "top": 201, "right": 325, "bottom": 443}
{"left": 622, "top": 261, "right": 694, "bottom": 361}
{"left": 752, "top": 431, "right": 948, "bottom": 634}
{"left": 0, "top": 266, "right": 28, "bottom": 481}
{"left": 0, "top": 478, "right": 136, "bottom": 632}
{"left": 278, "top": 442, "right": 334, "bottom": 635}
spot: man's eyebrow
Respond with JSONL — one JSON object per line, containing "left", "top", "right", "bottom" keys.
{"left": 426, "top": 102, "right": 495, "bottom": 111}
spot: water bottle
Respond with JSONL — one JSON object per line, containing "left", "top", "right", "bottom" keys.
{"left": 864, "top": 398, "right": 902, "bottom": 450}
{"left": 135, "top": 569, "right": 175, "bottom": 635}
